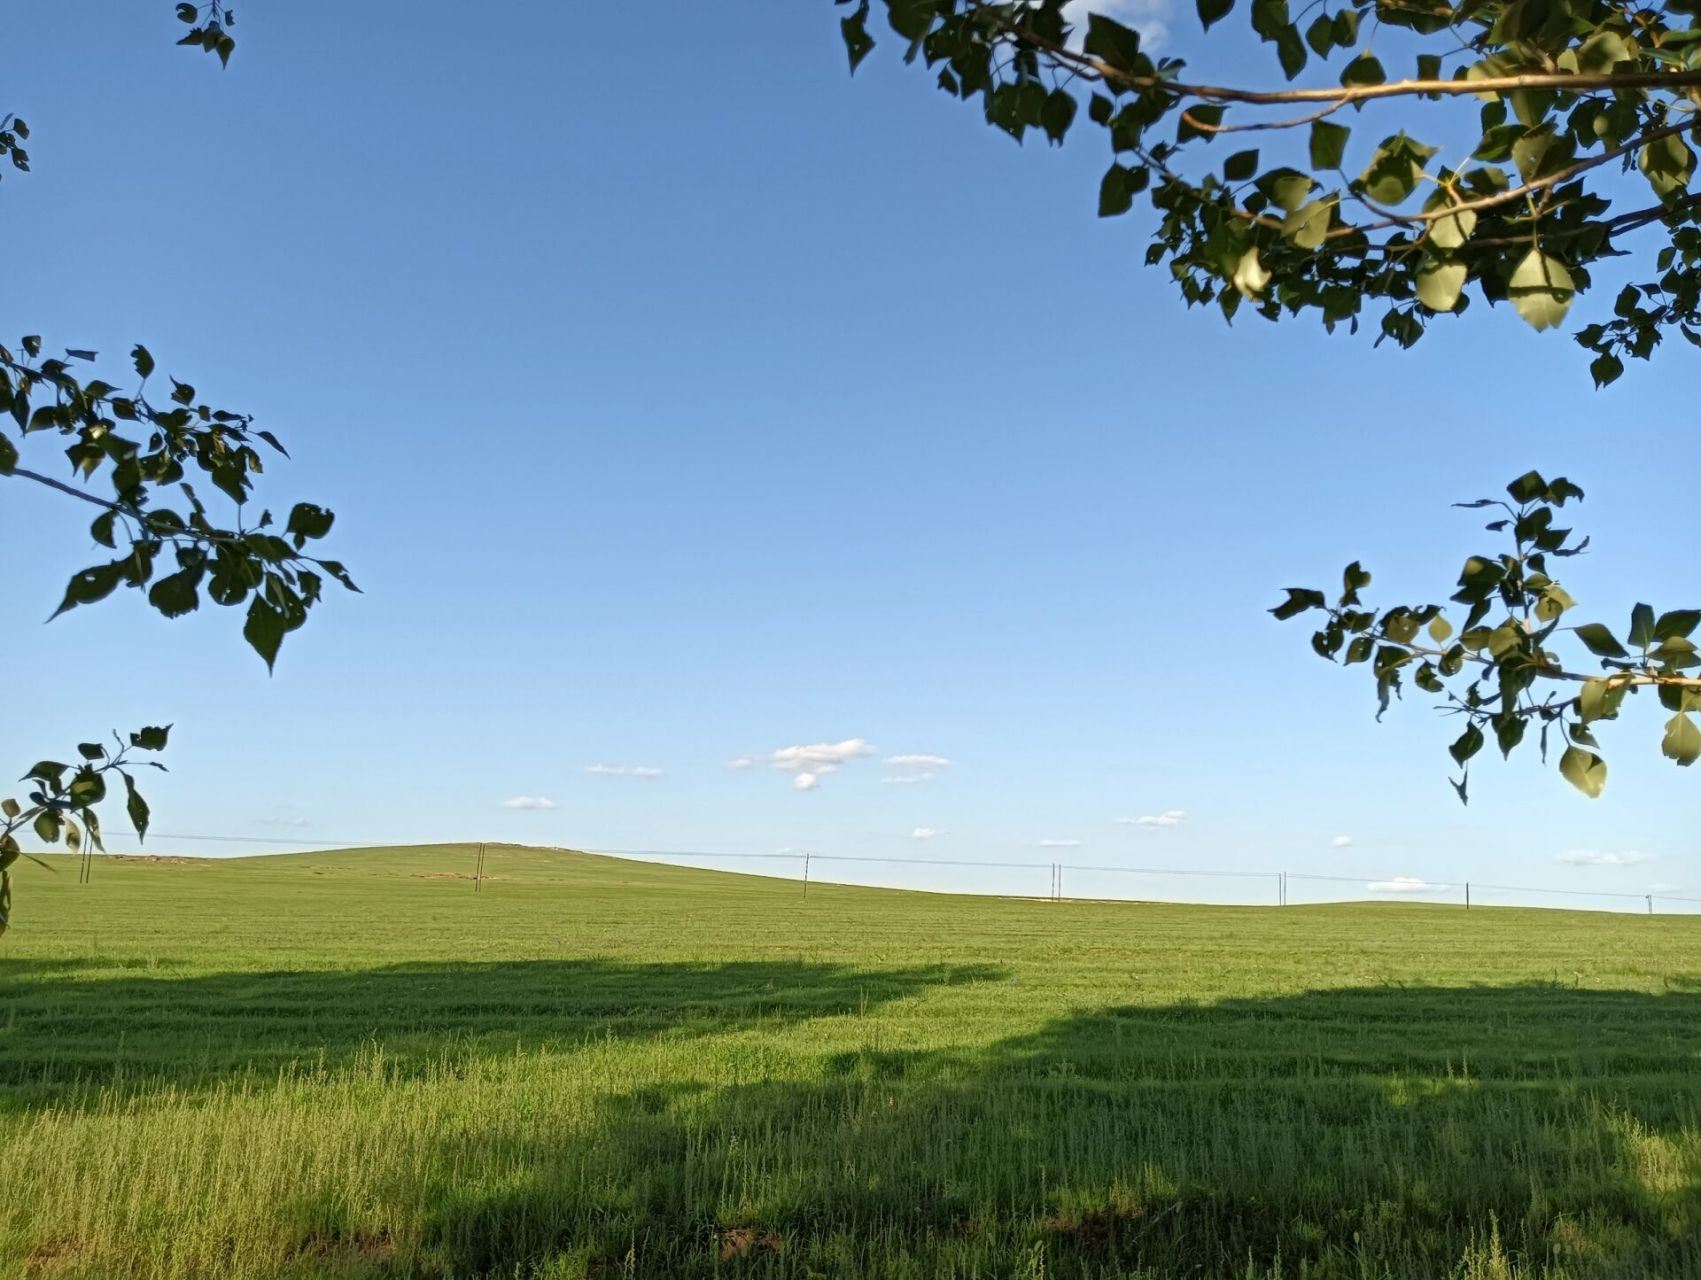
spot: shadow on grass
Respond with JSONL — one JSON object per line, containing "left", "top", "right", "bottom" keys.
{"left": 419, "top": 983, "right": 1701, "bottom": 1280}
{"left": 0, "top": 957, "right": 1002, "bottom": 1107}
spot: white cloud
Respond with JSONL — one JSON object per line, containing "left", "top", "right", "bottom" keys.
{"left": 1557, "top": 849, "right": 1649, "bottom": 866}
{"left": 885, "top": 753, "right": 952, "bottom": 769}
{"left": 772, "top": 738, "right": 873, "bottom": 771}
{"left": 251, "top": 814, "right": 310, "bottom": 828}
{"left": 725, "top": 755, "right": 755, "bottom": 770}
{"left": 1063, "top": 0, "right": 1171, "bottom": 50}
{"left": 500, "top": 795, "right": 557, "bottom": 811}
{"left": 1331, "top": 835, "right": 1354, "bottom": 849}
{"left": 1039, "top": 838, "right": 1083, "bottom": 848}
{"left": 770, "top": 738, "right": 872, "bottom": 790}
{"left": 1118, "top": 809, "right": 1186, "bottom": 828}
{"left": 882, "top": 773, "right": 934, "bottom": 785}
{"left": 911, "top": 826, "right": 944, "bottom": 840}
{"left": 1367, "top": 876, "right": 1447, "bottom": 893}
{"left": 584, "top": 764, "right": 665, "bottom": 779}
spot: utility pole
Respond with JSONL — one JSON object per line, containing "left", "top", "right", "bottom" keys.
{"left": 802, "top": 850, "right": 811, "bottom": 898}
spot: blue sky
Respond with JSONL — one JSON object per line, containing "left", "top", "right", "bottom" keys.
{"left": 5, "top": 2, "right": 1696, "bottom": 909}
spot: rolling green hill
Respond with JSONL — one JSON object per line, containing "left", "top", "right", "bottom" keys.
{"left": 4, "top": 845, "right": 1699, "bottom": 1278}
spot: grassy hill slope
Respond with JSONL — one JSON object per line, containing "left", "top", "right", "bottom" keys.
{"left": 4, "top": 845, "right": 1699, "bottom": 1278}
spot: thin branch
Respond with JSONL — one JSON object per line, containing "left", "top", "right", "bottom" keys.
{"left": 976, "top": 7, "right": 1701, "bottom": 109}
{"left": 6, "top": 467, "right": 125, "bottom": 513}
{"left": 1182, "top": 97, "right": 1354, "bottom": 135}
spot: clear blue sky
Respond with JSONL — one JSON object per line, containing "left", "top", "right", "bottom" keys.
{"left": 5, "top": 2, "right": 1696, "bottom": 909}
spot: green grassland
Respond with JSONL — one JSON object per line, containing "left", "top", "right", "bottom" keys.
{"left": 3, "top": 844, "right": 1699, "bottom": 1279}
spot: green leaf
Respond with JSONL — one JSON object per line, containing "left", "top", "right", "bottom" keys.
{"left": 1099, "top": 164, "right": 1137, "bottom": 217}
{"left": 1655, "top": 610, "right": 1701, "bottom": 642}
{"left": 1083, "top": 14, "right": 1143, "bottom": 72}
{"left": 244, "top": 598, "right": 287, "bottom": 673}
{"left": 1340, "top": 560, "right": 1371, "bottom": 605}
{"left": 51, "top": 562, "right": 126, "bottom": 619}
{"left": 1558, "top": 745, "right": 1607, "bottom": 798}
{"left": 840, "top": 7, "right": 875, "bottom": 73}
{"left": 132, "top": 344, "right": 155, "bottom": 379}
{"left": 1196, "top": 0, "right": 1234, "bottom": 30}
{"left": 1507, "top": 250, "right": 1574, "bottom": 332}
{"left": 1662, "top": 712, "right": 1701, "bottom": 766}
{"left": 1449, "top": 723, "right": 1484, "bottom": 765}
{"left": 33, "top": 810, "right": 61, "bottom": 845}
{"left": 1282, "top": 197, "right": 1333, "bottom": 250}
{"left": 0, "top": 431, "right": 15, "bottom": 475}
{"left": 122, "top": 770, "right": 151, "bottom": 840}
{"left": 1578, "top": 677, "right": 1626, "bottom": 724}
{"left": 1416, "top": 261, "right": 1466, "bottom": 312}
{"left": 1573, "top": 622, "right": 1628, "bottom": 659}
{"left": 1356, "top": 133, "right": 1437, "bottom": 206}
{"left": 1639, "top": 132, "right": 1694, "bottom": 201}
{"left": 1427, "top": 615, "right": 1453, "bottom": 643}
{"left": 1534, "top": 584, "right": 1576, "bottom": 623}
{"left": 130, "top": 725, "right": 171, "bottom": 752}
{"left": 147, "top": 568, "right": 202, "bottom": 619}
{"left": 1231, "top": 248, "right": 1272, "bottom": 299}
{"left": 1270, "top": 587, "right": 1327, "bottom": 620}
{"left": 1309, "top": 120, "right": 1349, "bottom": 170}
{"left": 1177, "top": 105, "right": 1224, "bottom": 141}
{"left": 1628, "top": 603, "right": 1656, "bottom": 648}
{"left": 1040, "top": 89, "right": 1077, "bottom": 145}
{"left": 1426, "top": 204, "right": 1477, "bottom": 251}
{"left": 1340, "top": 53, "right": 1386, "bottom": 87}
{"left": 285, "top": 502, "right": 336, "bottom": 547}
{"left": 1305, "top": 13, "right": 1335, "bottom": 56}
{"left": 1590, "top": 352, "right": 1624, "bottom": 388}
{"left": 1223, "top": 148, "right": 1259, "bottom": 182}
{"left": 1275, "top": 25, "right": 1307, "bottom": 79}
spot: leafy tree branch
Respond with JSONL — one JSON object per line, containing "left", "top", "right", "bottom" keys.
{"left": 837, "top": 0, "right": 1701, "bottom": 380}
{"left": 1271, "top": 471, "right": 1701, "bottom": 802}
{"left": 2, "top": 4, "right": 352, "bottom": 933}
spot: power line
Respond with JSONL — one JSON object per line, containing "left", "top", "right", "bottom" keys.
{"left": 51, "top": 833, "right": 1699, "bottom": 915}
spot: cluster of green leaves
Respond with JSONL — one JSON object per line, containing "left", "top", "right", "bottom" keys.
{"left": 175, "top": 2, "right": 237, "bottom": 66}
{"left": 837, "top": 0, "right": 1701, "bottom": 379}
{"left": 0, "top": 113, "right": 28, "bottom": 179}
{"left": 1271, "top": 471, "right": 1701, "bottom": 800}
{"left": 0, "top": 728, "right": 169, "bottom": 934}
{"left": 3, "top": 338, "right": 358, "bottom": 670}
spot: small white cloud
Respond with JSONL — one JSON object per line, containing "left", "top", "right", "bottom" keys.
{"left": 885, "top": 753, "right": 952, "bottom": 769}
{"left": 911, "top": 826, "right": 944, "bottom": 840}
{"left": 1331, "top": 835, "right": 1354, "bottom": 849}
{"left": 500, "top": 795, "right": 558, "bottom": 811}
{"left": 770, "top": 738, "right": 872, "bottom": 789}
{"left": 1039, "top": 838, "right": 1083, "bottom": 849}
{"left": 771, "top": 738, "right": 873, "bottom": 771}
{"left": 1368, "top": 876, "right": 1447, "bottom": 893}
{"left": 584, "top": 764, "right": 665, "bottom": 779}
{"left": 1117, "top": 809, "right": 1186, "bottom": 828}
{"left": 725, "top": 755, "right": 755, "bottom": 770}
{"left": 1557, "top": 849, "right": 1648, "bottom": 866}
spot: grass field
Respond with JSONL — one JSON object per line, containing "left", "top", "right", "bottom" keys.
{"left": 3, "top": 844, "right": 1699, "bottom": 1279}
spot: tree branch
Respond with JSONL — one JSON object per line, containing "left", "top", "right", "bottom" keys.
{"left": 6, "top": 467, "right": 126, "bottom": 513}
{"left": 975, "top": 5, "right": 1701, "bottom": 110}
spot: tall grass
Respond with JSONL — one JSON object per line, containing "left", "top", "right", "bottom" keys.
{"left": 2, "top": 845, "right": 1698, "bottom": 1277}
